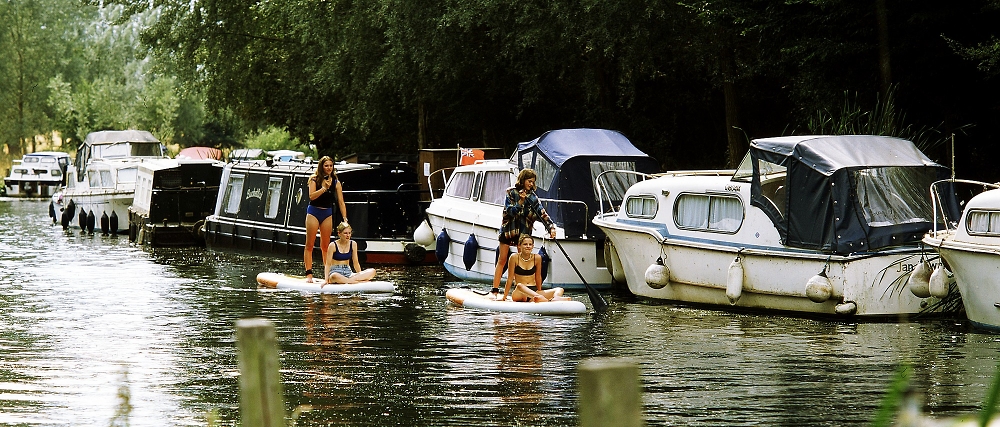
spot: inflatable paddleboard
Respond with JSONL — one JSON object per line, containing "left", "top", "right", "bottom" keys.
{"left": 445, "top": 288, "right": 588, "bottom": 315}
{"left": 256, "top": 272, "right": 396, "bottom": 293}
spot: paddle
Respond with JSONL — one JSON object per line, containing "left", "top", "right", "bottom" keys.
{"left": 551, "top": 239, "right": 609, "bottom": 312}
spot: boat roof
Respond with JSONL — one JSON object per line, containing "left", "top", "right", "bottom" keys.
{"left": 24, "top": 151, "right": 70, "bottom": 158}
{"left": 82, "top": 130, "right": 160, "bottom": 146}
{"left": 751, "top": 135, "right": 941, "bottom": 176}
{"left": 516, "top": 128, "right": 650, "bottom": 167}
{"left": 177, "top": 146, "right": 223, "bottom": 160}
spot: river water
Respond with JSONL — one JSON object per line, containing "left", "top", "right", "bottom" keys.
{"left": 1, "top": 198, "right": 998, "bottom": 426}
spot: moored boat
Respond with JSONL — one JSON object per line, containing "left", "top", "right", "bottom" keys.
{"left": 417, "top": 128, "right": 659, "bottom": 289}
{"left": 4, "top": 151, "right": 71, "bottom": 198}
{"left": 203, "top": 158, "right": 434, "bottom": 264}
{"left": 55, "top": 130, "right": 168, "bottom": 233}
{"left": 923, "top": 179, "right": 1000, "bottom": 331}
{"left": 593, "top": 135, "right": 961, "bottom": 317}
{"left": 128, "top": 158, "right": 225, "bottom": 246}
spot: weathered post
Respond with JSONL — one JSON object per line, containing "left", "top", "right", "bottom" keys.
{"left": 236, "top": 318, "right": 286, "bottom": 427}
{"left": 578, "top": 357, "right": 643, "bottom": 427}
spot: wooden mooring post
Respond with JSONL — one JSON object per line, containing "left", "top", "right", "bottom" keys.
{"left": 236, "top": 318, "right": 286, "bottom": 427}
{"left": 578, "top": 357, "right": 644, "bottom": 427}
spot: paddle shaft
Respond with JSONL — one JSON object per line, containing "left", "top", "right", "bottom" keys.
{"left": 551, "top": 239, "right": 608, "bottom": 311}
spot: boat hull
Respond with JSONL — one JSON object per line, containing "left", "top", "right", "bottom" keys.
{"left": 57, "top": 190, "right": 133, "bottom": 233}
{"left": 4, "top": 179, "right": 62, "bottom": 198}
{"left": 927, "top": 238, "right": 1000, "bottom": 330}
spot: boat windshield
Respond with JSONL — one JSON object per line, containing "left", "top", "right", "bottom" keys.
{"left": 95, "top": 142, "right": 163, "bottom": 159}
{"left": 589, "top": 161, "right": 641, "bottom": 202}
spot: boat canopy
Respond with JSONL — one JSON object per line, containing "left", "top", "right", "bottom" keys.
{"left": 74, "top": 130, "right": 166, "bottom": 181}
{"left": 745, "top": 135, "right": 950, "bottom": 254}
{"left": 515, "top": 128, "right": 659, "bottom": 238}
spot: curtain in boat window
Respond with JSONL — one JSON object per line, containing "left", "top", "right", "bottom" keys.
{"left": 224, "top": 175, "right": 245, "bottom": 214}
{"left": 854, "top": 167, "right": 936, "bottom": 227}
{"left": 445, "top": 171, "right": 475, "bottom": 199}
{"left": 708, "top": 196, "right": 743, "bottom": 232}
{"left": 100, "top": 170, "right": 114, "bottom": 187}
{"left": 533, "top": 155, "right": 556, "bottom": 192}
{"left": 967, "top": 211, "right": 1000, "bottom": 235}
{"left": 590, "top": 161, "right": 638, "bottom": 202}
{"left": 625, "top": 196, "right": 657, "bottom": 218}
{"left": 118, "top": 167, "right": 137, "bottom": 184}
{"left": 480, "top": 171, "right": 510, "bottom": 205}
{"left": 675, "top": 194, "right": 709, "bottom": 228}
{"left": 675, "top": 194, "right": 743, "bottom": 232}
{"left": 265, "top": 178, "right": 283, "bottom": 219}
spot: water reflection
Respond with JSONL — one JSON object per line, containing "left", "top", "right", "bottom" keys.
{"left": 2, "top": 199, "right": 1000, "bottom": 427}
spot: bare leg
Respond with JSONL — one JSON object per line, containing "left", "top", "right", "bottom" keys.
{"left": 304, "top": 215, "right": 320, "bottom": 282}
{"left": 350, "top": 268, "right": 376, "bottom": 283}
{"left": 540, "top": 287, "right": 570, "bottom": 301}
{"left": 492, "top": 244, "right": 512, "bottom": 292}
{"left": 317, "top": 217, "right": 333, "bottom": 278}
{"left": 514, "top": 283, "right": 549, "bottom": 302}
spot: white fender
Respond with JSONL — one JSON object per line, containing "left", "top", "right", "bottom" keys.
{"left": 413, "top": 220, "right": 435, "bottom": 247}
{"left": 805, "top": 272, "right": 834, "bottom": 303}
{"left": 726, "top": 257, "right": 744, "bottom": 305}
{"left": 907, "top": 259, "right": 932, "bottom": 298}
{"left": 928, "top": 264, "right": 950, "bottom": 298}
{"left": 644, "top": 260, "right": 670, "bottom": 289}
{"left": 835, "top": 301, "right": 858, "bottom": 315}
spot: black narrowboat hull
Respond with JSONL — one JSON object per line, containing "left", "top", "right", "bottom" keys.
{"left": 128, "top": 160, "right": 224, "bottom": 246}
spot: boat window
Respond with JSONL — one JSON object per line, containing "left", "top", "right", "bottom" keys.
{"left": 224, "top": 174, "right": 246, "bottom": 214}
{"left": 534, "top": 155, "right": 556, "bottom": 192}
{"left": 854, "top": 167, "right": 936, "bottom": 227}
{"left": 967, "top": 210, "right": 1000, "bottom": 235}
{"left": 674, "top": 193, "right": 743, "bottom": 233}
{"left": 591, "top": 161, "right": 639, "bottom": 201}
{"left": 520, "top": 151, "right": 534, "bottom": 170}
{"left": 445, "top": 171, "right": 475, "bottom": 199}
{"left": 265, "top": 178, "right": 283, "bottom": 219}
{"left": 118, "top": 167, "right": 137, "bottom": 184}
{"left": 732, "top": 152, "right": 754, "bottom": 181}
{"left": 480, "top": 171, "right": 510, "bottom": 205}
{"left": 25, "top": 157, "right": 39, "bottom": 163}
{"left": 625, "top": 196, "right": 658, "bottom": 218}
{"left": 89, "top": 171, "right": 101, "bottom": 187}
{"left": 51, "top": 169, "right": 61, "bottom": 177}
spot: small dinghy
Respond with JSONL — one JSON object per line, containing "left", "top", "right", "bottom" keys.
{"left": 445, "top": 288, "right": 588, "bottom": 315}
{"left": 256, "top": 272, "right": 396, "bottom": 294}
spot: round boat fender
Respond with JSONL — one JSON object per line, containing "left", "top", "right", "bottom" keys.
{"left": 435, "top": 230, "right": 449, "bottom": 263}
{"left": 463, "top": 234, "right": 478, "bottom": 270}
{"left": 109, "top": 211, "right": 119, "bottom": 234}
{"left": 644, "top": 257, "right": 670, "bottom": 289}
{"left": 100, "top": 212, "right": 110, "bottom": 235}
{"left": 928, "top": 264, "right": 951, "bottom": 298}
{"left": 78, "top": 207, "right": 87, "bottom": 229}
{"left": 907, "top": 258, "right": 932, "bottom": 298}
{"left": 805, "top": 270, "right": 834, "bottom": 303}
{"left": 413, "top": 220, "right": 435, "bottom": 247}
{"left": 86, "top": 210, "right": 96, "bottom": 234}
{"left": 48, "top": 201, "right": 56, "bottom": 223}
{"left": 726, "top": 255, "right": 744, "bottom": 304}
{"left": 835, "top": 301, "right": 858, "bottom": 315}
{"left": 60, "top": 208, "right": 71, "bottom": 229}
{"left": 66, "top": 199, "right": 76, "bottom": 220}
{"left": 538, "top": 246, "right": 551, "bottom": 282}
{"left": 404, "top": 242, "right": 427, "bottom": 263}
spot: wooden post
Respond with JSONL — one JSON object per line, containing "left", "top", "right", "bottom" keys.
{"left": 578, "top": 357, "right": 643, "bottom": 427}
{"left": 236, "top": 318, "right": 286, "bottom": 427}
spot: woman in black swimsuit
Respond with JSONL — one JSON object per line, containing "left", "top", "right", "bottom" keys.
{"left": 501, "top": 234, "right": 568, "bottom": 302}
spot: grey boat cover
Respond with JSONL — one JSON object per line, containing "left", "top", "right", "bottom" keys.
{"left": 748, "top": 135, "right": 950, "bottom": 254}
{"left": 515, "top": 128, "right": 659, "bottom": 238}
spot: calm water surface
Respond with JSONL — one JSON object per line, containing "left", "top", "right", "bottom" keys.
{"left": 1, "top": 198, "right": 999, "bottom": 426}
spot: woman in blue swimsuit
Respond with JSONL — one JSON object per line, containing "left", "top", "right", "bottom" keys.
{"left": 323, "top": 222, "right": 377, "bottom": 285}
{"left": 500, "top": 234, "right": 568, "bottom": 302}
{"left": 305, "top": 156, "right": 348, "bottom": 283}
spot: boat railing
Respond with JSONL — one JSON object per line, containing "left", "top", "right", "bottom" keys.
{"left": 342, "top": 183, "right": 430, "bottom": 238}
{"left": 595, "top": 169, "right": 657, "bottom": 215}
{"left": 928, "top": 179, "right": 1000, "bottom": 237}
{"left": 538, "top": 198, "right": 590, "bottom": 239}
{"left": 426, "top": 167, "right": 456, "bottom": 201}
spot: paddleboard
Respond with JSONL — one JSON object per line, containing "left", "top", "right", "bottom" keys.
{"left": 256, "top": 272, "right": 396, "bottom": 293}
{"left": 445, "top": 288, "right": 588, "bottom": 315}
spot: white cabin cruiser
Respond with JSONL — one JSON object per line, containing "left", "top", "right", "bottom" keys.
{"left": 593, "top": 135, "right": 961, "bottom": 317}
{"left": 923, "top": 179, "right": 1000, "bottom": 331}
{"left": 56, "top": 130, "right": 167, "bottom": 233}
{"left": 4, "top": 151, "right": 70, "bottom": 198}
{"left": 417, "top": 128, "right": 659, "bottom": 289}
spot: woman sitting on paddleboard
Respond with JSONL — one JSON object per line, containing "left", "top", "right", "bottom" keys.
{"left": 501, "top": 234, "right": 568, "bottom": 302}
{"left": 323, "top": 222, "right": 377, "bottom": 286}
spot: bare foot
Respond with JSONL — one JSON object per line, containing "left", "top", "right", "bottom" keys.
{"left": 532, "top": 295, "right": 549, "bottom": 302}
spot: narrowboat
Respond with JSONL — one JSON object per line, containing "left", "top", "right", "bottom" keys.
{"left": 128, "top": 158, "right": 225, "bottom": 246}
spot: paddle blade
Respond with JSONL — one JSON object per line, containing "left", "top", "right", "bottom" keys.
{"left": 586, "top": 283, "right": 608, "bottom": 311}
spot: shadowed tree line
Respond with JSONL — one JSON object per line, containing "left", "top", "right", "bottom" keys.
{"left": 2, "top": 0, "right": 999, "bottom": 179}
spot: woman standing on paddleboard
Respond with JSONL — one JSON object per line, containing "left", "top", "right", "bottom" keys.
{"left": 501, "top": 234, "right": 567, "bottom": 302}
{"left": 491, "top": 169, "right": 557, "bottom": 296}
{"left": 304, "top": 156, "right": 348, "bottom": 283}
{"left": 323, "top": 221, "right": 377, "bottom": 285}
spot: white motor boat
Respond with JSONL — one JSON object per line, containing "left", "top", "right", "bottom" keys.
{"left": 3, "top": 151, "right": 70, "bottom": 198}
{"left": 593, "top": 135, "right": 962, "bottom": 317}
{"left": 55, "top": 130, "right": 168, "bottom": 233}
{"left": 417, "top": 128, "right": 659, "bottom": 289}
{"left": 923, "top": 179, "right": 1000, "bottom": 331}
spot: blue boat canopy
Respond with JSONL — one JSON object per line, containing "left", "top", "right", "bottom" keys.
{"left": 515, "top": 129, "right": 659, "bottom": 238}
{"left": 744, "top": 135, "right": 950, "bottom": 254}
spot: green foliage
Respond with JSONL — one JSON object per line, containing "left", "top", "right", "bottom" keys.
{"left": 108, "top": 369, "right": 132, "bottom": 427}
{"left": 870, "top": 363, "right": 913, "bottom": 427}
{"left": 242, "top": 126, "right": 312, "bottom": 155}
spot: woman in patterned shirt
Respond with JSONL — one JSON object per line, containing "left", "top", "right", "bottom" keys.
{"left": 490, "top": 168, "right": 557, "bottom": 297}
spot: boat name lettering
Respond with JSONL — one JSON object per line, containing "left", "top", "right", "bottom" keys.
{"left": 724, "top": 185, "right": 741, "bottom": 192}
{"left": 247, "top": 188, "right": 264, "bottom": 200}
{"left": 896, "top": 261, "right": 941, "bottom": 273}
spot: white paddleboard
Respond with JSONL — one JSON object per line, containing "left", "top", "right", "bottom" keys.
{"left": 256, "top": 272, "right": 396, "bottom": 294}
{"left": 445, "top": 288, "right": 588, "bottom": 315}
